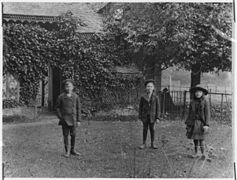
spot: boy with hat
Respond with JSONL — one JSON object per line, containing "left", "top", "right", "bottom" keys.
{"left": 185, "top": 84, "right": 210, "bottom": 159}
{"left": 139, "top": 79, "right": 161, "bottom": 149}
{"left": 55, "top": 79, "right": 81, "bottom": 158}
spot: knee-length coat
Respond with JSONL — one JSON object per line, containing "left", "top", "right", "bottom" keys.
{"left": 185, "top": 96, "right": 210, "bottom": 139}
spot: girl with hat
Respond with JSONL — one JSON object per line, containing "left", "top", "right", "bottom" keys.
{"left": 185, "top": 84, "right": 210, "bottom": 158}
{"left": 138, "top": 79, "right": 161, "bottom": 149}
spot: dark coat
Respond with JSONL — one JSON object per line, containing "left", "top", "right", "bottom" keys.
{"left": 161, "top": 91, "right": 174, "bottom": 113}
{"left": 55, "top": 92, "right": 81, "bottom": 127}
{"left": 139, "top": 92, "right": 161, "bottom": 123}
{"left": 185, "top": 96, "right": 210, "bottom": 127}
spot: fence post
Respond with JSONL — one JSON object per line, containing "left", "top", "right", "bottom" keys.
{"left": 6, "top": 74, "right": 9, "bottom": 100}
{"left": 128, "top": 91, "right": 131, "bottom": 104}
{"left": 209, "top": 89, "right": 212, "bottom": 107}
{"left": 182, "top": 91, "right": 187, "bottom": 119}
{"left": 209, "top": 91, "right": 212, "bottom": 119}
{"left": 17, "top": 78, "right": 20, "bottom": 102}
{"left": 162, "top": 92, "right": 165, "bottom": 115}
{"left": 34, "top": 100, "right": 38, "bottom": 120}
{"left": 221, "top": 93, "right": 223, "bottom": 120}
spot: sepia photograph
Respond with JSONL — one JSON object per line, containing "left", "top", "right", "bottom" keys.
{"left": 2, "top": 1, "right": 234, "bottom": 178}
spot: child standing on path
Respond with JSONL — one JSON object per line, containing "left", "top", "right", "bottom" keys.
{"left": 55, "top": 79, "right": 81, "bottom": 158}
{"left": 139, "top": 79, "right": 161, "bottom": 149}
{"left": 185, "top": 84, "right": 210, "bottom": 158}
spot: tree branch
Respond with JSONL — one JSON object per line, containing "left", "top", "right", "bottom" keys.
{"left": 210, "top": 24, "right": 235, "bottom": 42}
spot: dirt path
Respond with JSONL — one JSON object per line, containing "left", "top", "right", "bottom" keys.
{"left": 3, "top": 119, "right": 233, "bottom": 178}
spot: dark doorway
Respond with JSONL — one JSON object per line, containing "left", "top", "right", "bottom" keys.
{"left": 52, "top": 68, "right": 62, "bottom": 110}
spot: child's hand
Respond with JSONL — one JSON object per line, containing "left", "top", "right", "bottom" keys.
{"left": 77, "top": 122, "right": 81, "bottom": 126}
{"left": 138, "top": 119, "right": 143, "bottom": 126}
{"left": 203, "top": 126, "right": 209, "bottom": 133}
{"left": 156, "top": 119, "right": 160, "bottom": 123}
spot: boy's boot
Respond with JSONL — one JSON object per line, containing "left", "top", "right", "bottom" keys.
{"left": 70, "top": 136, "right": 80, "bottom": 156}
{"left": 200, "top": 145, "right": 206, "bottom": 159}
{"left": 150, "top": 130, "right": 157, "bottom": 149}
{"left": 192, "top": 143, "right": 199, "bottom": 158}
{"left": 140, "top": 124, "right": 148, "bottom": 149}
{"left": 151, "top": 142, "right": 158, "bottom": 149}
{"left": 63, "top": 137, "right": 70, "bottom": 158}
{"left": 139, "top": 143, "right": 146, "bottom": 149}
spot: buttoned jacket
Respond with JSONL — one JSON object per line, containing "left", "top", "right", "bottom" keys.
{"left": 139, "top": 92, "right": 161, "bottom": 123}
{"left": 55, "top": 92, "right": 81, "bottom": 127}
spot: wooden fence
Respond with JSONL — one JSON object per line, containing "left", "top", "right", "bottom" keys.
{"left": 94, "top": 88, "right": 232, "bottom": 122}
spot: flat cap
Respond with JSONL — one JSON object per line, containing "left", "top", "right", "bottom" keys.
{"left": 144, "top": 79, "right": 155, "bottom": 87}
{"left": 62, "top": 79, "right": 74, "bottom": 87}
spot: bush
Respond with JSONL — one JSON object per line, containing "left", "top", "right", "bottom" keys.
{"left": 211, "top": 104, "right": 232, "bottom": 125}
{"left": 3, "top": 115, "right": 31, "bottom": 124}
{"left": 85, "top": 115, "right": 137, "bottom": 122}
{"left": 3, "top": 99, "right": 23, "bottom": 109}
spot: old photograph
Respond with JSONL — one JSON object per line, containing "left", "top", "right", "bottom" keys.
{"left": 2, "top": 1, "right": 234, "bottom": 178}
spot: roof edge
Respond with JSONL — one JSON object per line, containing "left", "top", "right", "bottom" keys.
{"left": 3, "top": 13, "right": 60, "bottom": 23}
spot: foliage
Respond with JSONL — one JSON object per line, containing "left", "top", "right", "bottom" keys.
{"left": 3, "top": 23, "right": 54, "bottom": 104}
{"left": 103, "top": 3, "right": 188, "bottom": 72}
{"left": 211, "top": 104, "right": 231, "bottom": 125}
{"left": 3, "top": 115, "right": 30, "bottom": 124}
{"left": 177, "top": 3, "right": 232, "bottom": 72}
{"left": 4, "top": 3, "right": 231, "bottom": 105}
{"left": 102, "top": 3, "right": 232, "bottom": 86}
{"left": 3, "top": 99, "right": 24, "bottom": 109}
{"left": 50, "top": 14, "right": 137, "bottom": 98}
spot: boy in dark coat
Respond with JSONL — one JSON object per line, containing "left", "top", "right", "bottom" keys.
{"left": 139, "top": 79, "right": 161, "bottom": 149}
{"left": 55, "top": 79, "right": 81, "bottom": 158}
{"left": 185, "top": 84, "right": 210, "bottom": 158}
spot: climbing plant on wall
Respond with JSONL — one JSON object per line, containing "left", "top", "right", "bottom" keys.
{"left": 3, "top": 14, "right": 134, "bottom": 104}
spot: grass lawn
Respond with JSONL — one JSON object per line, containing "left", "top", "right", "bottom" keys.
{"left": 3, "top": 117, "right": 233, "bottom": 178}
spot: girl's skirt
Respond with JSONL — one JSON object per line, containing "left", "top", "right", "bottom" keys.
{"left": 191, "top": 119, "right": 205, "bottom": 140}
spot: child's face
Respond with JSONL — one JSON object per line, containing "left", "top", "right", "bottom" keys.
{"left": 195, "top": 90, "right": 203, "bottom": 98}
{"left": 146, "top": 82, "right": 154, "bottom": 94}
{"left": 65, "top": 82, "right": 74, "bottom": 93}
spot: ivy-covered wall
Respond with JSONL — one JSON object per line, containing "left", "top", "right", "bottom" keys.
{"left": 3, "top": 15, "right": 140, "bottom": 110}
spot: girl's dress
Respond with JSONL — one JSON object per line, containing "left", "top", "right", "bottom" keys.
{"left": 192, "top": 100, "right": 205, "bottom": 139}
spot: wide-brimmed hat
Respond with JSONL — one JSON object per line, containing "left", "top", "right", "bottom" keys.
{"left": 190, "top": 84, "right": 208, "bottom": 95}
{"left": 62, "top": 79, "right": 74, "bottom": 87}
{"left": 144, "top": 79, "right": 155, "bottom": 87}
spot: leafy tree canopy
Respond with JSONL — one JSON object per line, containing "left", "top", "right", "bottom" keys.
{"left": 103, "top": 2, "right": 232, "bottom": 75}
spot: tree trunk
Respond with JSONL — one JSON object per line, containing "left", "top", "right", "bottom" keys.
{"left": 145, "top": 64, "right": 154, "bottom": 79}
{"left": 144, "top": 63, "right": 162, "bottom": 92}
{"left": 191, "top": 63, "right": 201, "bottom": 88}
{"left": 154, "top": 63, "right": 162, "bottom": 91}
{"left": 190, "top": 63, "right": 201, "bottom": 99}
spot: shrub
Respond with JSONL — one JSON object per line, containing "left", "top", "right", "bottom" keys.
{"left": 3, "top": 99, "right": 23, "bottom": 109}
